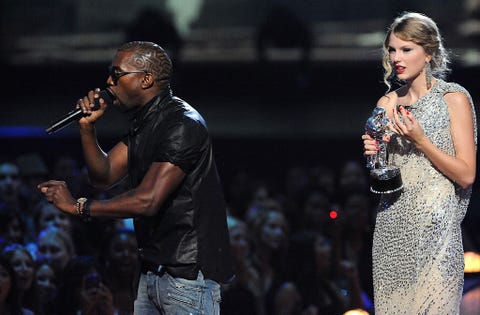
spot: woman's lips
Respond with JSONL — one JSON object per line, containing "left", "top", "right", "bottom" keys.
{"left": 395, "top": 66, "right": 406, "bottom": 74}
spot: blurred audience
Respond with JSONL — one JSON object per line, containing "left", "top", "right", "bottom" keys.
{"left": 0, "top": 151, "right": 416, "bottom": 314}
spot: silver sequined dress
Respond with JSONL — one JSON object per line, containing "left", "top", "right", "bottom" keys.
{"left": 372, "top": 79, "right": 477, "bottom": 314}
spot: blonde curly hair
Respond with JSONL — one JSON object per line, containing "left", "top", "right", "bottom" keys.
{"left": 382, "top": 12, "right": 450, "bottom": 91}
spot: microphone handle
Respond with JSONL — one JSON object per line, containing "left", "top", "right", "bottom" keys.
{"left": 45, "top": 90, "right": 111, "bottom": 134}
{"left": 45, "top": 108, "right": 84, "bottom": 134}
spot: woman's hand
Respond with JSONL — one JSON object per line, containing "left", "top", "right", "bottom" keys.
{"left": 362, "top": 134, "right": 378, "bottom": 156}
{"left": 390, "top": 105, "right": 426, "bottom": 145}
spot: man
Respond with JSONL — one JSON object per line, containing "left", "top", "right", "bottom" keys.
{"left": 38, "top": 41, "right": 233, "bottom": 314}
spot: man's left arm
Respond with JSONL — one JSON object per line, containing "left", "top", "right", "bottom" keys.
{"left": 38, "top": 161, "right": 186, "bottom": 218}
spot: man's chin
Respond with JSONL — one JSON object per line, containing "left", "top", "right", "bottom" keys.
{"left": 115, "top": 103, "right": 135, "bottom": 113}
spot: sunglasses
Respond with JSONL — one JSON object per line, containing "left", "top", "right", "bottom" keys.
{"left": 108, "top": 66, "right": 149, "bottom": 85}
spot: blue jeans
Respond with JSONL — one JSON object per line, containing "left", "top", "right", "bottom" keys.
{"left": 134, "top": 269, "right": 221, "bottom": 315}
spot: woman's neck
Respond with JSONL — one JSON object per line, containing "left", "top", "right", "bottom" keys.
{"left": 400, "top": 77, "right": 435, "bottom": 105}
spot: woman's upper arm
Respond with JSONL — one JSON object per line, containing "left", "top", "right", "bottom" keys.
{"left": 446, "top": 91, "right": 476, "bottom": 171}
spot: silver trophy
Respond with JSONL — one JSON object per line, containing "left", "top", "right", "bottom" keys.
{"left": 365, "top": 107, "right": 403, "bottom": 194}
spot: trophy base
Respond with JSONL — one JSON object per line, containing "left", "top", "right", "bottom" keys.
{"left": 370, "top": 166, "right": 403, "bottom": 194}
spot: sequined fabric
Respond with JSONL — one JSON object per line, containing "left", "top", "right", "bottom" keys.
{"left": 372, "top": 79, "right": 477, "bottom": 314}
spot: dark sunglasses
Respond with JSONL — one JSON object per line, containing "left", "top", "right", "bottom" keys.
{"left": 108, "top": 66, "right": 149, "bottom": 85}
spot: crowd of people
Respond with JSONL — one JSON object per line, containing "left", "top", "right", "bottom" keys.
{"left": 0, "top": 152, "right": 376, "bottom": 315}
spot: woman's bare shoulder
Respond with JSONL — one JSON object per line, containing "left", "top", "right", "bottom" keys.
{"left": 376, "top": 91, "right": 398, "bottom": 109}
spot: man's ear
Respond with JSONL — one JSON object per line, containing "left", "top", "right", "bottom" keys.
{"left": 142, "top": 73, "right": 155, "bottom": 89}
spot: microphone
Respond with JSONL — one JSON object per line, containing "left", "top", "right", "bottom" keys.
{"left": 45, "top": 89, "right": 114, "bottom": 134}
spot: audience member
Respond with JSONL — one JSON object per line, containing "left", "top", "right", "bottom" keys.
{"left": 221, "top": 216, "right": 259, "bottom": 315}
{"left": 245, "top": 179, "right": 284, "bottom": 226}
{"left": 249, "top": 209, "right": 289, "bottom": 315}
{"left": 33, "top": 200, "right": 73, "bottom": 236}
{"left": 299, "top": 189, "right": 333, "bottom": 235}
{"left": 1, "top": 243, "right": 35, "bottom": 312}
{"left": 337, "top": 193, "right": 374, "bottom": 303}
{"left": 0, "top": 255, "right": 34, "bottom": 315}
{"left": 32, "top": 258, "right": 57, "bottom": 315}
{"left": 0, "top": 161, "right": 21, "bottom": 210}
{"left": 98, "top": 228, "right": 138, "bottom": 315}
{"left": 309, "top": 164, "right": 337, "bottom": 200}
{"left": 56, "top": 255, "right": 114, "bottom": 315}
{"left": 336, "top": 160, "right": 369, "bottom": 201}
{"left": 32, "top": 200, "right": 95, "bottom": 256}
{"left": 16, "top": 153, "right": 49, "bottom": 242}
{"left": 0, "top": 204, "right": 26, "bottom": 245}
{"left": 287, "top": 231, "right": 365, "bottom": 315}
{"left": 35, "top": 226, "right": 75, "bottom": 275}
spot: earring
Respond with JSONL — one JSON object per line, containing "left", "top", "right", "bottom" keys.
{"left": 425, "top": 61, "right": 432, "bottom": 89}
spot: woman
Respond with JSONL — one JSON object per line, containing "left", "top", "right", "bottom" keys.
{"left": 362, "top": 12, "right": 477, "bottom": 314}
{"left": 32, "top": 259, "right": 58, "bottom": 315}
{"left": 221, "top": 216, "right": 259, "bottom": 315}
{"left": 249, "top": 209, "right": 292, "bottom": 315}
{"left": 0, "top": 255, "right": 33, "bottom": 315}
{"left": 36, "top": 226, "right": 75, "bottom": 274}
{"left": 34, "top": 200, "right": 73, "bottom": 236}
{"left": 2, "top": 244, "right": 35, "bottom": 312}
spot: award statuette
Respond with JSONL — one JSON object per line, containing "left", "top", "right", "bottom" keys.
{"left": 365, "top": 107, "right": 403, "bottom": 194}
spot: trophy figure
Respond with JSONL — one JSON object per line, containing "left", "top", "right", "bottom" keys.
{"left": 365, "top": 107, "right": 403, "bottom": 194}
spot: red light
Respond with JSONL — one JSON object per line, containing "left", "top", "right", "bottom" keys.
{"left": 329, "top": 210, "right": 338, "bottom": 219}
